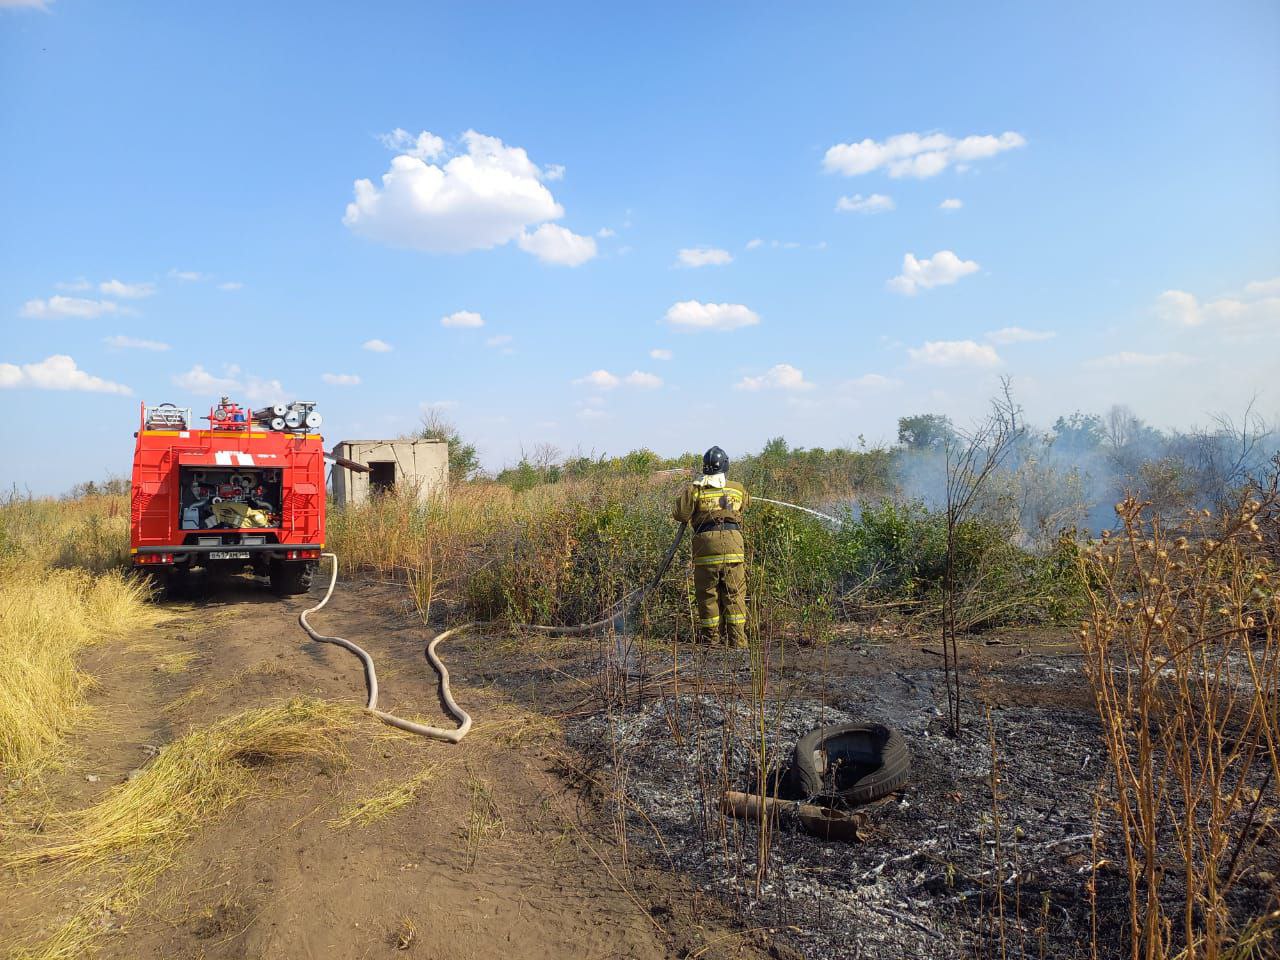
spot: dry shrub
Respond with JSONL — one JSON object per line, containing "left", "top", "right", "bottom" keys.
{"left": 0, "top": 564, "right": 158, "bottom": 778}
{"left": 1079, "top": 491, "right": 1280, "bottom": 960}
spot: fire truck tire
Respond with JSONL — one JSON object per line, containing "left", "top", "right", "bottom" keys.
{"left": 161, "top": 567, "right": 190, "bottom": 601}
{"left": 270, "top": 560, "right": 314, "bottom": 596}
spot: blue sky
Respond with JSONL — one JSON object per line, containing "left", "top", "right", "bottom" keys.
{"left": 2, "top": 1, "right": 1278, "bottom": 493}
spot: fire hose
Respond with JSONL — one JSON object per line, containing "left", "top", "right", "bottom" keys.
{"left": 298, "top": 496, "right": 840, "bottom": 744}
{"left": 297, "top": 526, "right": 688, "bottom": 743}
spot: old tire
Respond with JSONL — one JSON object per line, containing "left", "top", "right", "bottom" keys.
{"left": 270, "top": 561, "right": 314, "bottom": 596}
{"left": 792, "top": 722, "right": 910, "bottom": 804}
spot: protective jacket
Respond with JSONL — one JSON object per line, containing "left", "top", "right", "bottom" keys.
{"left": 672, "top": 476, "right": 750, "bottom": 565}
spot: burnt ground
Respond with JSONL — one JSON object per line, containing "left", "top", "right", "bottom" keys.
{"left": 4, "top": 576, "right": 1275, "bottom": 959}
{"left": 468, "top": 621, "right": 1113, "bottom": 960}
{"left": 468, "top": 620, "right": 1279, "bottom": 960}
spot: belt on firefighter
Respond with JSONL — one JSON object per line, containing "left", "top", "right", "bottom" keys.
{"left": 693, "top": 520, "right": 741, "bottom": 534}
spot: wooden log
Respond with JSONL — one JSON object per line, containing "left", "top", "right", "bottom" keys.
{"left": 718, "top": 790, "right": 868, "bottom": 843}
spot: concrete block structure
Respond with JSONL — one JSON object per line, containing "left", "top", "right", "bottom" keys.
{"left": 331, "top": 439, "right": 449, "bottom": 505}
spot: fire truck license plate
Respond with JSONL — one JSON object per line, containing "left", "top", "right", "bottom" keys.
{"left": 208, "top": 550, "right": 250, "bottom": 560}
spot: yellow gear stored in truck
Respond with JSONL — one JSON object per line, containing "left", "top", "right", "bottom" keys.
{"left": 210, "top": 500, "right": 272, "bottom": 528}
{"left": 673, "top": 446, "right": 749, "bottom": 647}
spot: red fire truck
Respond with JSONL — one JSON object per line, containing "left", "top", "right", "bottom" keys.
{"left": 130, "top": 398, "right": 325, "bottom": 595}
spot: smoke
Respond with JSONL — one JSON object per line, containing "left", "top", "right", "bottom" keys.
{"left": 889, "top": 405, "right": 1279, "bottom": 547}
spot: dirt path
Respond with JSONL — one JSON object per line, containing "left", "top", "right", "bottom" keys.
{"left": 2, "top": 575, "right": 763, "bottom": 960}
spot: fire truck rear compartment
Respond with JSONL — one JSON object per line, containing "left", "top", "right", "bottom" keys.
{"left": 178, "top": 467, "right": 283, "bottom": 532}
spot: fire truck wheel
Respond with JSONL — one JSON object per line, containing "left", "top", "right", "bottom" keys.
{"left": 161, "top": 567, "right": 190, "bottom": 601}
{"left": 270, "top": 561, "right": 314, "bottom": 596}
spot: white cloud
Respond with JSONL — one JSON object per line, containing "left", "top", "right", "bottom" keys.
{"left": 939, "top": 198, "right": 964, "bottom": 210}
{"left": 908, "top": 340, "right": 1002, "bottom": 368}
{"left": 745, "top": 238, "right": 763, "bottom": 250}
{"left": 624, "top": 371, "right": 662, "bottom": 388}
{"left": 572, "top": 369, "right": 662, "bottom": 391}
{"left": 344, "top": 129, "right": 581, "bottom": 261}
{"left": 596, "top": 227, "right": 616, "bottom": 238}
{"left": 362, "top": 338, "right": 393, "bottom": 352}
{"left": 835, "top": 193, "right": 894, "bottom": 214}
{"left": 735, "top": 363, "right": 813, "bottom": 392}
{"left": 1155, "top": 282, "right": 1280, "bottom": 338}
{"left": 843, "top": 373, "right": 902, "bottom": 391}
{"left": 0, "top": 1, "right": 54, "bottom": 9}
{"left": 20, "top": 296, "right": 128, "bottom": 319}
{"left": 664, "top": 300, "right": 761, "bottom": 332}
{"left": 377, "top": 128, "right": 445, "bottom": 160}
{"left": 174, "top": 363, "right": 285, "bottom": 404}
{"left": 1154, "top": 290, "right": 1201, "bottom": 326}
{"left": 0, "top": 355, "right": 130, "bottom": 394}
{"left": 985, "top": 326, "right": 1056, "bottom": 344}
{"left": 1087, "top": 351, "right": 1195, "bottom": 369}
{"left": 649, "top": 348, "right": 672, "bottom": 360}
{"left": 676, "top": 246, "right": 733, "bottom": 267}
{"left": 99, "top": 278, "right": 156, "bottom": 299}
{"left": 544, "top": 164, "right": 566, "bottom": 181}
{"left": 485, "top": 334, "right": 513, "bottom": 347}
{"left": 172, "top": 364, "right": 240, "bottom": 393}
{"left": 322, "top": 373, "right": 361, "bottom": 386}
{"left": 517, "top": 223, "right": 597, "bottom": 266}
{"left": 824, "top": 131, "right": 1026, "bottom": 179}
{"left": 169, "top": 269, "right": 207, "bottom": 282}
{"left": 218, "top": 281, "right": 243, "bottom": 291}
{"left": 574, "top": 369, "right": 621, "bottom": 390}
{"left": 888, "top": 250, "right": 980, "bottom": 295}
{"left": 441, "top": 310, "right": 484, "bottom": 328}
{"left": 240, "top": 374, "right": 287, "bottom": 405}
{"left": 55, "top": 278, "right": 91, "bottom": 291}
{"left": 1243, "top": 277, "right": 1280, "bottom": 297}
{"left": 104, "top": 334, "right": 169, "bottom": 351}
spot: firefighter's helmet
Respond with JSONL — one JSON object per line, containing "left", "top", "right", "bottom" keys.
{"left": 702, "top": 446, "right": 729, "bottom": 475}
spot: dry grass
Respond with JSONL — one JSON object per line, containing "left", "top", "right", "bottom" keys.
{"left": 6, "top": 698, "right": 350, "bottom": 872}
{"left": 0, "top": 563, "right": 159, "bottom": 779}
{"left": 330, "top": 761, "right": 443, "bottom": 827}
{"left": 464, "top": 772, "right": 505, "bottom": 869}
{"left": 3, "top": 698, "right": 352, "bottom": 960}
{"left": 0, "top": 492, "right": 131, "bottom": 574}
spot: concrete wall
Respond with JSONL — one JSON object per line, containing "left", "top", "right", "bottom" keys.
{"left": 331, "top": 439, "right": 449, "bottom": 505}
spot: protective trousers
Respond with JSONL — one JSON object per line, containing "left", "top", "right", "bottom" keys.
{"left": 694, "top": 562, "right": 747, "bottom": 647}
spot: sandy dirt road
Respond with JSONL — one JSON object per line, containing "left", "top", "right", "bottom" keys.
{"left": 2, "top": 574, "right": 765, "bottom": 960}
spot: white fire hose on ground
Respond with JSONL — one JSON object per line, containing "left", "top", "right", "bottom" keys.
{"left": 299, "top": 553, "right": 473, "bottom": 743}
{"left": 298, "top": 497, "right": 841, "bottom": 744}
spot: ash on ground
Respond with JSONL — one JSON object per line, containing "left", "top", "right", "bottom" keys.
{"left": 567, "top": 654, "right": 1108, "bottom": 960}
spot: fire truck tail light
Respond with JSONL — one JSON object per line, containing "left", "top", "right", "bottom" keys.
{"left": 136, "top": 553, "right": 174, "bottom": 565}
{"left": 285, "top": 549, "right": 321, "bottom": 560}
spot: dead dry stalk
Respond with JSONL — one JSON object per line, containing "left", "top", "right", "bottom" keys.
{"left": 1078, "top": 483, "right": 1280, "bottom": 960}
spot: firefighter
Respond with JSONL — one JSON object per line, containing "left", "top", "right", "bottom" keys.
{"left": 673, "top": 446, "right": 750, "bottom": 647}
